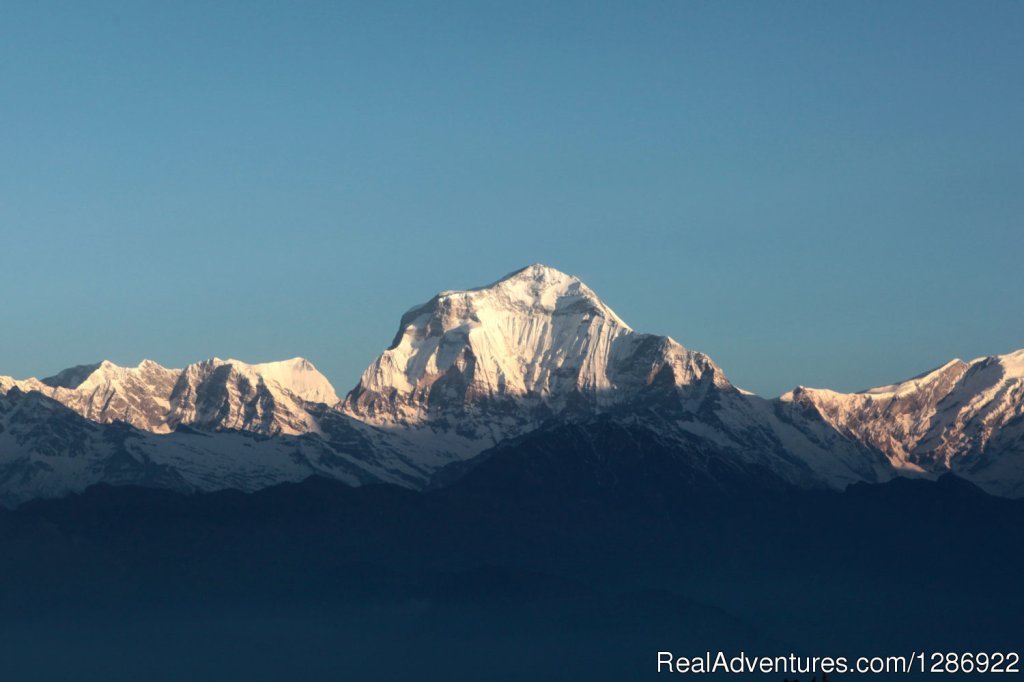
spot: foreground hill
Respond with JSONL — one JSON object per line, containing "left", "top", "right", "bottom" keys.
{"left": 0, "top": 471, "right": 1020, "bottom": 681}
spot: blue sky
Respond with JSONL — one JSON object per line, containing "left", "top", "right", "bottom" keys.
{"left": 2, "top": 1, "right": 1022, "bottom": 397}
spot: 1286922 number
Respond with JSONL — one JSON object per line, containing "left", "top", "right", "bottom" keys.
{"left": 928, "top": 652, "right": 1021, "bottom": 674}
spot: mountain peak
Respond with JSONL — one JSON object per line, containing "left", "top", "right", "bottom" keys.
{"left": 490, "top": 263, "right": 579, "bottom": 288}
{"left": 427, "top": 263, "right": 630, "bottom": 332}
{"left": 40, "top": 362, "right": 104, "bottom": 389}
{"left": 989, "top": 348, "right": 1024, "bottom": 377}
{"left": 217, "top": 356, "right": 339, "bottom": 405}
{"left": 344, "top": 265, "right": 722, "bottom": 446}
{"left": 38, "top": 359, "right": 168, "bottom": 391}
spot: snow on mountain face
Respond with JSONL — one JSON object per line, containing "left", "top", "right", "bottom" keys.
{"left": 0, "top": 355, "right": 433, "bottom": 505}
{"left": 344, "top": 264, "right": 727, "bottom": 433}
{"left": 1, "top": 263, "right": 1023, "bottom": 503}
{"left": 2, "top": 265, "right": 890, "bottom": 497}
{"left": 164, "top": 357, "right": 336, "bottom": 435}
{"left": 40, "top": 362, "right": 105, "bottom": 388}
{"left": 338, "top": 264, "right": 894, "bottom": 490}
{"left": 0, "top": 357, "right": 339, "bottom": 436}
{"left": 240, "top": 357, "right": 339, "bottom": 405}
{"left": 0, "top": 386, "right": 398, "bottom": 507}
{"left": 780, "top": 359, "right": 971, "bottom": 468}
{"left": 0, "top": 360, "right": 182, "bottom": 433}
{"left": 779, "top": 350, "right": 1024, "bottom": 495}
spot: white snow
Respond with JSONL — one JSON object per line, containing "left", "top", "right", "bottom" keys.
{"left": 2, "top": 263, "right": 1024, "bottom": 502}
{"left": 0, "top": 356, "right": 340, "bottom": 437}
{"left": 779, "top": 349, "right": 1024, "bottom": 495}
{"left": 225, "top": 357, "right": 340, "bottom": 405}
{"left": 345, "top": 263, "right": 720, "bottom": 428}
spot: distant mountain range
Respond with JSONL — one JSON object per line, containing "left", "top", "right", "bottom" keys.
{"left": 1, "top": 263, "right": 1022, "bottom": 505}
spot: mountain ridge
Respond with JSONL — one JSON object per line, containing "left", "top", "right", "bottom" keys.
{"left": 1, "top": 263, "right": 1022, "bottom": 503}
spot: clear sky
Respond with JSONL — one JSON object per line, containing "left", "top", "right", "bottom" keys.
{"left": 2, "top": 1, "right": 1022, "bottom": 397}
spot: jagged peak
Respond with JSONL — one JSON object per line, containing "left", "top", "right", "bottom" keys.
{"left": 473, "top": 263, "right": 581, "bottom": 291}
{"left": 857, "top": 357, "right": 969, "bottom": 397}
{"left": 974, "top": 348, "right": 1024, "bottom": 377}
{"left": 40, "top": 362, "right": 104, "bottom": 389}
{"left": 784, "top": 350, "right": 1024, "bottom": 402}
{"left": 781, "top": 357, "right": 971, "bottom": 401}
{"left": 230, "top": 356, "right": 318, "bottom": 371}
{"left": 183, "top": 356, "right": 338, "bottom": 405}
{"left": 401, "top": 263, "right": 630, "bottom": 332}
{"left": 346, "top": 265, "right": 729, "bottom": 430}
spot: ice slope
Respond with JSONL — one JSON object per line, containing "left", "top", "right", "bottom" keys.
{"left": 779, "top": 350, "right": 1024, "bottom": 495}
{"left": 0, "top": 357, "right": 339, "bottom": 436}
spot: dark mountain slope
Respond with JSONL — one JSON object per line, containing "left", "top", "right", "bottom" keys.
{"left": 0, "top": 435, "right": 1022, "bottom": 681}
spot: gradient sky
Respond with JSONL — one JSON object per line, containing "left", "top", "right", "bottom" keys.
{"left": 2, "top": 1, "right": 1022, "bottom": 397}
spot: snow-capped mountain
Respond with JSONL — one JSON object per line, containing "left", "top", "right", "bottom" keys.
{"left": 780, "top": 350, "right": 1024, "bottom": 496}
{"left": 165, "top": 357, "right": 338, "bottom": 435}
{"left": 342, "top": 264, "right": 895, "bottom": 489}
{"left": 0, "top": 356, "right": 338, "bottom": 436}
{"left": 0, "top": 263, "right": 1022, "bottom": 504}
{"left": 0, "top": 356, "right": 378, "bottom": 505}
{"left": 1, "top": 359, "right": 180, "bottom": 433}
{"left": 0, "top": 384, "right": 394, "bottom": 507}
{"left": 344, "top": 264, "right": 727, "bottom": 445}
